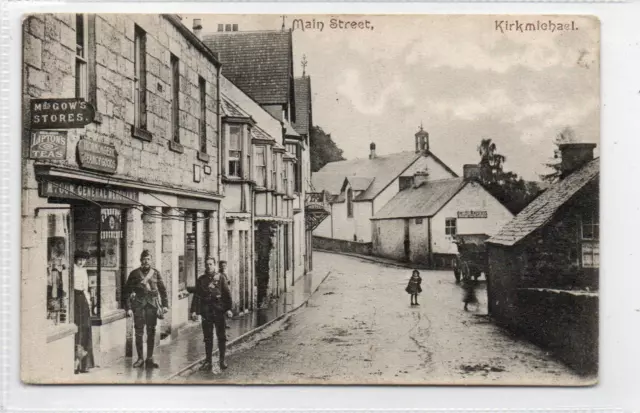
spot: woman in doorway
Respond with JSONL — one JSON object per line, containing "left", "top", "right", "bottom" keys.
{"left": 73, "top": 251, "right": 95, "bottom": 373}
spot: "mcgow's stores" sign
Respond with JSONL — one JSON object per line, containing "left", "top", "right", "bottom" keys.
{"left": 30, "top": 98, "right": 95, "bottom": 129}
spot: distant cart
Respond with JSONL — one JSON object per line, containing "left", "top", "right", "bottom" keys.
{"left": 452, "top": 234, "right": 490, "bottom": 283}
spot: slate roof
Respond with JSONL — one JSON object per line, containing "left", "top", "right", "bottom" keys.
{"left": 311, "top": 172, "right": 345, "bottom": 195}
{"left": 372, "top": 178, "right": 467, "bottom": 220}
{"left": 203, "top": 31, "right": 292, "bottom": 105}
{"left": 284, "top": 120, "right": 301, "bottom": 138}
{"left": 293, "top": 77, "right": 311, "bottom": 136}
{"left": 344, "top": 176, "right": 374, "bottom": 192}
{"left": 221, "top": 94, "right": 248, "bottom": 118}
{"left": 251, "top": 126, "right": 275, "bottom": 142}
{"left": 488, "top": 158, "right": 600, "bottom": 247}
{"left": 314, "top": 151, "right": 422, "bottom": 201}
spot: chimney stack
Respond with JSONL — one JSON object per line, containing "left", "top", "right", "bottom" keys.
{"left": 559, "top": 143, "right": 596, "bottom": 178}
{"left": 193, "top": 18, "right": 203, "bottom": 39}
{"left": 369, "top": 142, "right": 376, "bottom": 159}
{"left": 463, "top": 164, "right": 482, "bottom": 181}
{"left": 413, "top": 171, "right": 429, "bottom": 188}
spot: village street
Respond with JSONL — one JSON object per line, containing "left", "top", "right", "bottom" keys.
{"left": 182, "top": 252, "right": 590, "bottom": 385}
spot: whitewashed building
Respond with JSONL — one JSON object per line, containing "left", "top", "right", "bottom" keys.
{"left": 312, "top": 127, "right": 457, "bottom": 243}
{"left": 371, "top": 165, "right": 514, "bottom": 267}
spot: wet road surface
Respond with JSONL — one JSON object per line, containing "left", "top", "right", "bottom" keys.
{"left": 181, "top": 252, "right": 593, "bottom": 385}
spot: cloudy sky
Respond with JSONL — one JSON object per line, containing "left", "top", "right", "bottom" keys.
{"left": 184, "top": 14, "right": 599, "bottom": 181}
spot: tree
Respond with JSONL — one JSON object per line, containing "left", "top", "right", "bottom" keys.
{"left": 540, "top": 127, "right": 576, "bottom": 184}
{"left": 476, "top": 139, "right": 543, "bottom": 214}
{"left": 309, "top": 125, "right": 345, "bottom": 172}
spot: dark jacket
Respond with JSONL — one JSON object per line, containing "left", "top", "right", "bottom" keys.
{"left": 124, "top": 267, "right": 168, "bottom": 311}
{"left": 191, "top": 272, "right": 232, "bottom": 320}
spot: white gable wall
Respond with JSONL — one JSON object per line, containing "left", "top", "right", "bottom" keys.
{"left": 373, "top": 155, "right": 456, "bottom": 214}
{"left": 431, "top": 182, "right": 514, "bottom": 254}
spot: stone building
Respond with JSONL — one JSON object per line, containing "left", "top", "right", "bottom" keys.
{"left": 22, "top": 13, "right": 222, "bottom": 381}
{"left": 204, "top": 28, "right": 311, "bottom": 304}
{"left": 486, "top": 144, "right": 599, "bottom": 374}
{"left": 219, "top": 74, "right": 297, "bottom": 311}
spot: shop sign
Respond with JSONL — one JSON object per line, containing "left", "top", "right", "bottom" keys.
{"left": 29, "top": 130, "right": 67, "bottom": 160}
{"left": 30, "top": 98, "right": 95, "bottom": 129}
{"left": 457, "top": 210, "right": 488, "bottom": 219}
{"left": 101, "top": 208, "right": 122, "bottom": 239}
{"left": 39, "top": 180, "right": 139, "bottom": 205}
{"left": 77, "top": 138, "right": 118, "bottom": 174}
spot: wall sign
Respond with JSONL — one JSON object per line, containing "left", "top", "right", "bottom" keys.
{"left": 77, "top": 138, "right": 118, "bottom": 174}
{"left": 29, "top": 130, "right": 67, "bottom": 160}
{"left": 31, "top": 98, "right": 95, "bottom": 129}
{"left": 101, "top": 208, "right": 123, "bottom": 239}
{"left": 39, "top": 180, "right": 139, "bottom": 205}
{"left": 457, "top": 210, "right": 488, "bottom": 219}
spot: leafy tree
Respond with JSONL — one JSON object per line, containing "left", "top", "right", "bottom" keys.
{"left": 540, "top": 127, "right": 576, "bottom": 184}
{"left": 309, "top": 125, "right": 345, "bottom": 172}
{"left": 477, "top": 138, "right": 543, "bottom": 214}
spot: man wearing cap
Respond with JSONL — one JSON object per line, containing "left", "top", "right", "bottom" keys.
{"left": 191, "top": 256, "right": 233, "bottom": 372}
{"left": 125, "top": 249, "right": 169, "bottom": 368}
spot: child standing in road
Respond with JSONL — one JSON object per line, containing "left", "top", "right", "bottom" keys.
{"left": 405, "top": 270, "right": 423, "bottom": 306}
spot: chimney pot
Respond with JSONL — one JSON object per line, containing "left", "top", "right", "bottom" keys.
{"left": 559, "top": 143, "right": 596, "bottom": 178}
{"left": 463, "top": 164, "right": 482, "bottom": 181}
{"left": 193, "top": 18, "right": 203, "bottom": 39}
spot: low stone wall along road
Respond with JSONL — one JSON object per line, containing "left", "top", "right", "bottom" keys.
{"left": 180, "top": 251, "right": 595, "bottom": 385}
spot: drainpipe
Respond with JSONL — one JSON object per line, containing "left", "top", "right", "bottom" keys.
{"left": 292, "top": 213, "right": 295, "bottom": 286}
{"left": 216, "top": 64, "right": 222, "bottom": 261}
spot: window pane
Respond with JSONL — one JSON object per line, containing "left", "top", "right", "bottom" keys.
{"left": 229, "top": 126, "right": 241, "bottom": 150}
{"left": 47, "top": 211, "right": 70, "bottom": 325}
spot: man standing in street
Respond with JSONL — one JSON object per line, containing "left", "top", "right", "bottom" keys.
{"left": 125, "top": 249, "right": 169, "bottom": 369}
{"left": 191, "top": 256, "right": 233, "bottom": 372}
{"left": 218, "top": 260, "right": 232, "bottom": 329}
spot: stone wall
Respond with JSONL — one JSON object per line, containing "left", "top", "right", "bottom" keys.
{"left": 22, "top": 14, "right": 220, "bottom": 195}
{"left": 515, "top": 289, "right": 598, "bottom": 375}
{"left": 313, "top": 235, "right": 372, "bottom": 256}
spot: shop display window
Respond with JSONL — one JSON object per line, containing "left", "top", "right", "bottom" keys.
{"left": 74, "top": 207, "right": 125, "bottom": 319}
{"left": 46, "top": 210, "right": 71, "bottom": 325}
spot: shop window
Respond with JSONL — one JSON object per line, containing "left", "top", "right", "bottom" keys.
{"left": 46, "top": 210, "right": 71, "bottom": 325}
{"left": 254, "top": 146, "right": 266, "bottom": 187}
{"left": 228, "top": 125, "right": 242, "bottom": 177}
{"left": 74, "top": 207, "right": 125, "bottom": 318}
{"left": 445, "top": 218, "right": 457, "bottom": 236}
{"left": 75, "top": 14, "right": 89, "bottom": 100}
{"left": 183, "top": 211, "right": 197, "bottom": 292}
{"left": 580, "top": 208, "right": 599, "bottom": 268}
{"left": 133, "top": 25, "right": 147, "bottom": 130}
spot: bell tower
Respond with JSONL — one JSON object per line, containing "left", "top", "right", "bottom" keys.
{"left": 415, "top": 123, "right": 429, "bottom": 153}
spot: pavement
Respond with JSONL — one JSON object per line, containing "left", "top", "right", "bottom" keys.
{"left": 179, "top": 251, "right": 595, "bottom": 385}
{"left": 71, "top": 267, "right": 331, "bottom": 384}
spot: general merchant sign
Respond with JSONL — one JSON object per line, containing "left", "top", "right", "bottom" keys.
{"left": 77, "top": 138, "right": 118, "bottom": 174}
{"left": 29, "top": 130, "right": 67, "bottom": 160}
{"left": 39, "top": 180, "right": 139, "bottom": 205}
{"left": 30, "top": 98, "right": 95, "bottom": 129}
{"left": 457, "top": 210, "right": 488, "bottom": 219}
